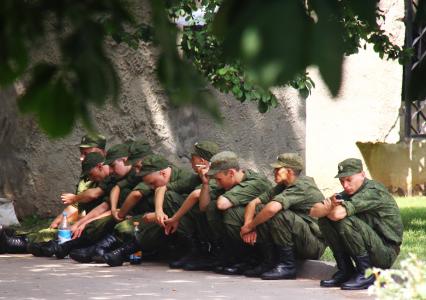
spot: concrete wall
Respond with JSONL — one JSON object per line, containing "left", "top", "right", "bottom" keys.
{"left": 306, "top": 0, "right": 405, "bottom": 195}
{"left": 0, "top": 40, "right": 305, "bottom": 218}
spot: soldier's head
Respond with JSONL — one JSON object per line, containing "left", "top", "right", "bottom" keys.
{"left": 207, "top": 151, "right": 243, "bottom": 190}
{"left": 126, "top": 139, "right": 153, "bottom": 173}
{"left": 105, "top": 143, "right": 131, "bottom": 178}
{"left": 270, "top": 153, "right": 303, "bottom": 185}
{"left": 79, "top": 133, "right": 107, "bottom": 161}
{"left": 82, "top": 152, "right": 110, "bottom": 182}
{"left": 190, "top": 141, "right": 219, "bottom": 173}
{"left": 335, "top": 158, "right": 365, "bottom": 195}
{"left": 140, "top": 155, "right": 171, "bottom": 189}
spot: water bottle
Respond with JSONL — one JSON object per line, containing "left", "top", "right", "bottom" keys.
{"left": 129, "top": 221, "right": 142, "bottom": 265}
{"left": 58, "top": 212, "right": 72, "bottom": 244}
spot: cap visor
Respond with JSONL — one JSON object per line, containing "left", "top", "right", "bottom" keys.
{"left": 104, "top": 158, "right": 114, "bottom": 165}
{"left": 206, "top": 168, "right": 219, "bottom": 176}
{"left": 334, "top": 171, "right": 358, "bottom": 178}
{"left": 269, "top": 163, "right": 283, "bottom": 169}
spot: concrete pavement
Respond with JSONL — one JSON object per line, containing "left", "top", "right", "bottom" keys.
{"left": 0, "top": 254, "right": 373, "bottom": 300}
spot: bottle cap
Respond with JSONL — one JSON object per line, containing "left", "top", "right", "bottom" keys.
{"left": 133, "top": 221, "right": 140, "bottom": 226}
{"left": 62, "top": 212, "right": 67, "bottom": 216}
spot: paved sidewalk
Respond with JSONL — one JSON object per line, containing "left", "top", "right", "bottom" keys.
{"left": 0, "top": 254, "right": 373, "bottom": 300}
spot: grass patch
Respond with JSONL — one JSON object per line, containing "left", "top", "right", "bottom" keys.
{"left": 320, "top": 196, "right": 426, "bottom": 268}
{"left": 10, "top": 215, "right": 53, "bottom": 236}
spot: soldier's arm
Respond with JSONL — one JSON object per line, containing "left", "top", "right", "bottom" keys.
{"left": 310, "top": 198, "right": 334, "bottom": 218}
{"left": 327, "top": 205, "right": 347, "bottom": 221}
{"left": 199, "top": 183, "right": 211, "bottom": 212}
{"left": 72, "top": 202, "right": 110, "bottom": 228}
{"left": 61, "top": 187, "right": 104, "bottom": 205}
{"left": 154, "top": 185, "right": 168, "bottom": 226}
{"left": 109, "top": 185, "right": 120, "bottom": 214}
{"left": 216, "top": 196, "right": 233, "bottom": 210}
{"left": 243, "top": 198, "right": 261, "bottom": 226}
{"left": 246, "top": 200, "right": 282, "bottom": 230}
{"left": 171, "top": 189, "right": 201, "bottom": 221}
{"left": 118, "top": 190, "right": 143, "bottom": 219}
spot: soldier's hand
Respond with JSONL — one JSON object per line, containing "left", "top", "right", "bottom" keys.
{"left": 164, "top": 218, "right": 179, "bottom": 235}
{"left": 242, "top": 231, "right": 257, "bottom": 245}
{"left": 240, "top": 224, "right": 254, "bottom": 237}
{"left": 61, "top": 193, "right": 76, "bottom": 205}
{"left": 155, "top": 211, "right": 169, "bottom": 227}
{"left": 196, "top": 165, "right": 210, "bottom": 184}
{"left": 142, "top": 212, "right": 156, "bottom": 224}
{"left": 112, "top": 209, "right": 124, "bottom": 222}
{"left": 322, "top": 198, "right": 333, "bottom": 212}
{"left": 50, "top": 219, "right": 61, "bottom": 229}
{"left": 330, "top": 194, "right": 343, "bottom": 206}
{"left": 72, "top": 223, "right": 86, "bottom": 239}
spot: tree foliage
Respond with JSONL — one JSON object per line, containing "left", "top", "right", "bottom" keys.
{"left": 0, "top": 0, "right": 420, "bottom": 137}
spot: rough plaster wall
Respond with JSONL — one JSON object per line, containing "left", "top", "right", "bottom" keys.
{"left": 306, "top": 0, "right": 405, "bottom": 195}
{"left": 0, "top": 35, "right": 305, "bottom": 218}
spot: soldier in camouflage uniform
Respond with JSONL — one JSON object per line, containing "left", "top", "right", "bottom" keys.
{"left": 203, "top": 151, "right": 272, "bottom": 275}
{"left": 239, "top": 153, "right": 326, "bottom": 279}
{"left": 102, "top": 154, "right": 202, "bottom": 267}
{"left": 67, "top": 141, "right": 154, "bottom": 263}
{"left": 0, "top": 133, "right": 106, "bottom": 255}
{"left": 311, "top": 158, "right": 403, "bottom": 290}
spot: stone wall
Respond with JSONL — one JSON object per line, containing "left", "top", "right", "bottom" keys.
{"left": 0, "top": 40, "right": 305, "bottom": 218}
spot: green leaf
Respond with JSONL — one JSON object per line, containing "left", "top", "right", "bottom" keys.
{"left": 37, "top": 79, "right": 76, "bottom": 137}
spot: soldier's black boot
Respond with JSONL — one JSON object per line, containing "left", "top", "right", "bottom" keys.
{"left": 40, "top": 240, "right": 60, "bottom": 257}
{"left": 169, "top": 235, "right": 202, "bottom": 269}
{"left": 341, "top": 254, "right": 375, "bottom": 290}
{"left": 103, "top": 241, "right": 139, "bottom": 267}
{"left": 221, "top": 244, "right": 257, "bottom": 275}
{"left": 2, "top": 235, "right": 28, "bottom": 254}
{"left": 320, "top": 253, "right": 356, "bottom": 287}
{"left": 27, "top": 241, "right": 51, "bottom": 257}
{"left": 244, "top": 243, "right": 276, "bottom": 277}
{"left": 0, "top": 226, "right": 8, "bottom": 254}
{"left": 70, "top": 234, "right": 120, "bottom": 263}
{"left": 92, "top": 235, "right": 121, "bottom": 263}
{"left": 261, "top": 246, "right": 296, "bottom": 280}
{"left": 55, "top": 238, "right": 87, "bottom": 259}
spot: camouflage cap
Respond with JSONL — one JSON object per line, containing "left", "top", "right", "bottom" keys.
{"left": 80, "top": 133, "right": 106, "bottom": 150}
{"left": 191, "top": 141, "right": 220, "bottom": 161}
{"left": 139, "top": 154, "right": 170, "bottom": 177}
{"left": 270, "top": 153, "right": 304, "bottom": 170}
{"left": 126, "top": 140, "right": 153, "bottom": 165}
{"left": 335, "top": 158, "right": 363, "bottom": 178}
{"left": 206, "top": 151, "right": 240, "bottom": 176}
{"left": 104, "top": 143, "right": 130, "bottom": 165}
{"left": 82, "top": 152, "right": 105, "bottom": 176}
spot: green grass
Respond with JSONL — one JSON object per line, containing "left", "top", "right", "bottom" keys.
{"left": 10, "top": 215, "right": 53, "bottom": 236}
{"left": 320, "top": 196, "right": 426, "bottom": 269}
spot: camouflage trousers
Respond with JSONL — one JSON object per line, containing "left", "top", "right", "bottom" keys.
{"left": 224, "top": 204, "right": 326, "bottom": 259}
{"left": 319, "top": 215, "right": 398, "bottom": 268}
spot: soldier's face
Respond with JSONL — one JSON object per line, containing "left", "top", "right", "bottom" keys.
{"left": 80, "top": 147, "right": 104, "bottom": 162}
{"left": 214, "top": 170, "right": 234, "bottom": 190}
{"left": 111, "top": 158, "right": 129, "bottom": 178}
{"left": 89, "top": 164, "right": 106, "bottom": 182}
{"left": 191, "top": 155, "right": 209, "bottom": 173}
{"left": 339, "top": 172, "right": 366, "bottom": 195}
{"left": 143, "top": 171, "right": 167, "bottom": 189}
{"left": 274, "top": 167, "right": 288, "bottom": 184}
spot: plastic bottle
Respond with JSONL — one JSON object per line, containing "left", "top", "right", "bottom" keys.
{"left": 58, "top": 212, "right": 72, "bottom": 244}
{"left": 129, "top": 221, "right": 142, "bottom": 265}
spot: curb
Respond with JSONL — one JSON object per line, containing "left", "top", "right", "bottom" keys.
{"left": 296, "top": 260, "right": 337, "bottom": 280}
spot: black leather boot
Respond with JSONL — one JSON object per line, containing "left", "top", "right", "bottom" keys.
{"left": 169, "top": 236, "right": 202, "bottom": 269}
{"left": 244, "top": 243, "right": 276, "bottom": 277}
{"left": 55, "top": 238, "right": 87, "bottom": 259}
{"left": 70, "top": 235, "right": 120, "bottom": 263}
{"left": 0, "top": 226, "right": 8, "bottom": 254}
{"left": 3, "top": 235, "right": 28, "bottom": 254}
{"left": 341, "top": 254, "right": 375, "bottom": 290}
{"left": 41, "top": 240, "right": 60, "bottom": 257}
{"left": 27, "top": 241, "right": 56, "bottom": 257}
{"left": 103, "top": 241, "right": 139, "bottom": 267}
{"left": 261, "top": 246, "right": 296, "bottom": 280}
{"left": 320, "top": 252, "right": 356, "bottom": 287}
